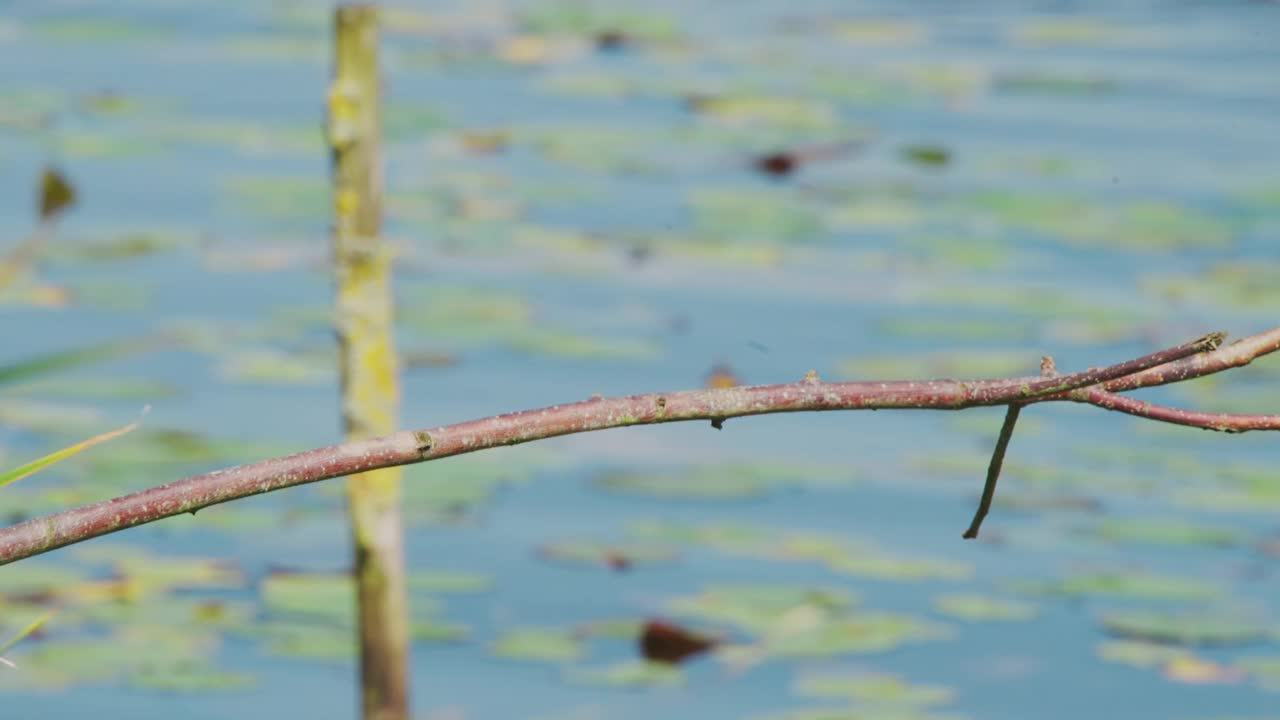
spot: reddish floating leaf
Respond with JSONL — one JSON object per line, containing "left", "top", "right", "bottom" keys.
{"left": 639, "top": 620, "right": 718, "bottom": 665}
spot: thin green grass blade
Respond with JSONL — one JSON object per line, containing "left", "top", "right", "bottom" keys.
{"left": 0, "top": 412, "right": 145, "bottom": 489}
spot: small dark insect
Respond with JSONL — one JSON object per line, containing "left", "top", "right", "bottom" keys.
{"left": 602, "top": 550, "right": 632, "bottom": 572}
{"left": 752, "top": 140, "right": 867, "bottom": 178}
{"left": 595, "top": 30, "right": 628, "bottom": 51}
{"left": 639, "top": 620, "right": 718, "bottom": 665}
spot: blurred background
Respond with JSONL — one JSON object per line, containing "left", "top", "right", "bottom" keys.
{"left": 2, "top": 1, "right": 1279, "bottom": 718}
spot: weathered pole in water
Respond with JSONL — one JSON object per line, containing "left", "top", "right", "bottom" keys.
{"left": 327, "top": 6, "right": 411, "bottom": 720}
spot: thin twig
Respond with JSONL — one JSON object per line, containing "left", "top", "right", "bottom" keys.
{"left": 963, "top": 405, "right": 1021, "bottom": 539}
{"left": 0, "top": 327, "right": 1275, "bottom": 566}
{"left": 1080, "top": 388, "right": 1280, "bottom": 432}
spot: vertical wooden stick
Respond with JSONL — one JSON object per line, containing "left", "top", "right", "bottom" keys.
{"left": 329, "top": 6, "right": 410, "bottom": 720}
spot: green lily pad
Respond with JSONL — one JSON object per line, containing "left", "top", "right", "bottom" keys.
{"left": 156, "top": 118, "right": 322, "bottom": 156}
{"left": 71, "top": 597, "right": 256, "bottom": 631}
{"left": 0, "top": 563, "right": 89, "bottom": 599}
{"left": 1088, "top": 519, "right": 1241, "bottom": 548}
{"left": 4, "top": 376, "right": 179, "bottom": 401}
{"left": 408, "top": 571, "right": 492, "bottom": 594}
{"left": 50, "top": 230, "right": 195, "bottom": 262}
{"left": 0, "top": 627, "right": 219, "bottom": 690}
{"left": 261, "top": 572, "right": 356, "bottom": 623}
{"left": 253, "top": 620, "right": 355, "bottom": 660}
{"left": 900, "top": 145, "right": 950, "bottom": 168}
{"left": 35, "top": 19, "right": 171, "bottom": 43}
{"left": 669, "top": 584, "right": 855, "bottom": 635}
{"left": 74, "top": 545, "right": 245, "bottom": 594}
{"left": 839, "top": 351, "right": 1034, "bottom": 380}
{"left": 1100, "top": 610, "right": 1267, "bottom": 646}
{"left": 1013, "top": 571, "right": 1220, "bottom": 602}
{"left": 61, "top": 133, "right": 167, "bottom": 159}
{"left": 934, "top": 594, "right": 1037, "bottom": 622}
{"left": 794, "top": 671, "right": 954, "bottom": 707}
{"left": 567, "top": 660, "right": 683, "bottom": 688}
{"left": 690, "top": 95, "right": 837, "bottom": 131}
{"left": 221, "top": 175, "right": 328, "bottom": 222}
{"left": 994, "top": 71, "right": 1116, "bottom": 95}
{"left": 507, "top": 329, "right": 659, "bottom": 360}
{"left": 753, "top": 709, "right": 962, "bottom": 720}
{"left": 218, "top": 348, "right": 336, "bottom": 385}
{"left": 766, "top": 613, "right": 950, "bottom": 658}
{"left": 595, "top": 463, "right": 856, "bottom": 501}
{"left": 520, "top": 3, "right": 680, "bottom": 42}
{"left": 493, "top": 627, "right": 584, "bottom": 663}
{"left": 689, "top": 188, "right": 824, "bottom": 244}
{"left": 396, "top": 449, "right": 555, "bottom": 522}
{"left": 1235, "top": 656, "right": 1280, "bottom": 691}
{"left": 412, "top": 619, "right": 469, "bottom": 643}
{"left": 129, "top": 661, "right": 255, "bottom": 692}
{"left": 1097, "top": 640, "right": 1194, "bottom": 668}
{"left": 538, "top": 539, "right": 678, "bottom": 569}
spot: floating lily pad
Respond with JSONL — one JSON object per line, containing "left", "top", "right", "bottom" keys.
{"left": 839, "top": 351, "right": 1034, "bottom": 380}
{"left": 934, "top": 594, "right": 1037, "bottom": 622}
{"left": 412, "top": 619, "right": 470, "bottom": 643}
{"left": 1088, "top": 519, "right": 1241, "bottom": 548}
{"left": 900, "top": 145, "right": 950, "bottom": 169}
{"left": 261, "top": 572, "right": 356, "bottom": 623}
{"left": 1100, "top": 610, "right": 1267, "bottom": 647}
{"left": 1097, "top": 640, "right": 1193, "bottom": 668}
{"left": 218, "top": 348, "right": 336, "bottom": 385}
{"left": 690, "top": 96, "right": 837, "bottom": 131}
{"left": 631, "top": 521, "right": 772, "bottom": 553}
{"left": 568, "top": 660, "right": 683, "bottom": 688}
{"left": 595, "top": 463, "right": 856, "bottom": 501}
{"left": 221, "top": 176, "right": 329, "bottom": 222}
{"left": 669, "top": 584, "right": 855, "bottom": 635}
{"left": 520, "top": 3, "right": 679, "bottom": 42}
{"left": 129, "top": 660, "right": 256, "bottom": 692}
{"left": 1014, "top": 571, "right": 1220, "bottom": 602}
{"left": 1235, "top": 656, "right": 1280, "bottom": 691}
{"left": 4, "top": 376, "right": 179, "bottom": 401}
{"left": 766, "top": 613, "right": 950, "bottom": 658}
{"left": 408, "top": 571, "right": 492, "bottom": 594}
{"left": 689, "top": 188, "right": 824, "bottom": 244}
{"left": 794, "top": 671, "right": 954, "bottom": 707}
{"left": 508, "top": 329, "right": 659, "bottom": 360}
{"left": 0, "top": 628, "right": 219, "bottom": 690}
{"left": 493, "top": 627, "right": 584, "bottom": 663}
{"left": 254, "top": 620, "right": 355, "bottom": 660}
{"left": 752, "top": 708, "right": 961, "bottom": 720}
{"left": 74, "top": 545, "right": 245, "bottom": 594}
{"left": 538, "top": 539, "right": 678, "bottom": 570}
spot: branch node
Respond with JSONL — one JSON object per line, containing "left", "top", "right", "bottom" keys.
{"left": 802, "top": 369, "right": 821, "bottom": 385}
{"left": 1040, "top": 356, "right": 1058, "bottom": 377}
{"left": 413, "top": 430, "right": 434, "bottom": 455}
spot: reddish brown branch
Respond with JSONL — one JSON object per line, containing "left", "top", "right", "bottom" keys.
{"left": 0, "top": 328, "right": 1276, "bottom": 566}
{"left": 1079, "top": 388, "right": 1280, "bottom": 432}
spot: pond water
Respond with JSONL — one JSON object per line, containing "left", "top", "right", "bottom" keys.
{"left": 2, "top": 1, "right": 1279, "bottom": 719}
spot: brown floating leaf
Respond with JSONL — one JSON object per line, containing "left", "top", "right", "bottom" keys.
{"left": 753, "top": 140, "right": 866, "bottom": 178}
{"left": 639, "top": 620, "right": 718, "bottom": 665}
{"left": 39, "top": 167, "right": 77, "bottom": 222}
{"left": 595, "top": 30, "right": 629, "bottom": 51}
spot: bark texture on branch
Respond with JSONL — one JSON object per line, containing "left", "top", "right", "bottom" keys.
{"left": 1, "top": 328, "right": 1278, "bottom": 566}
